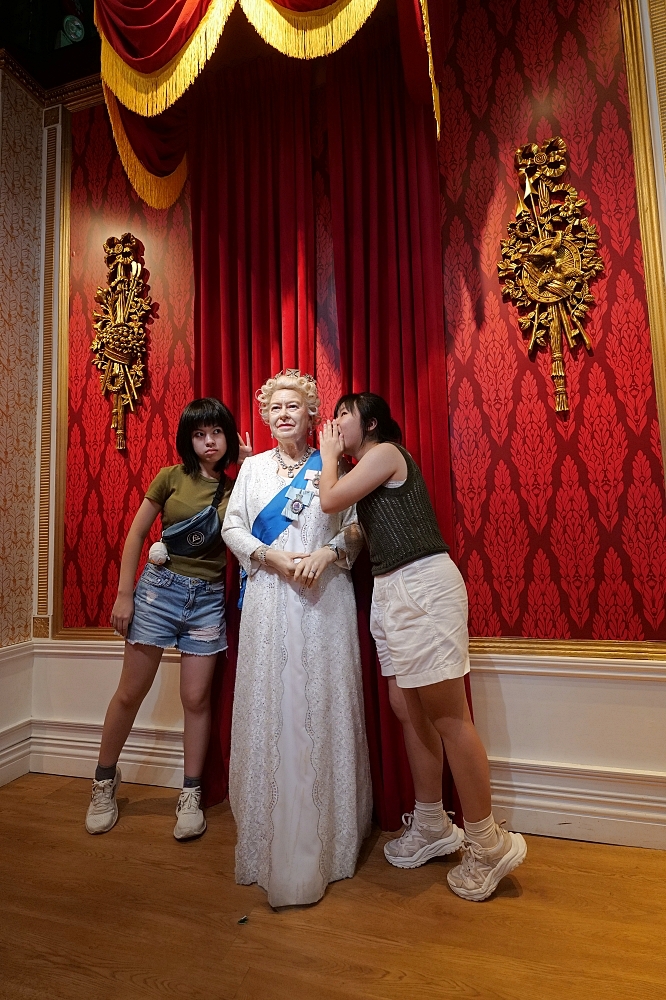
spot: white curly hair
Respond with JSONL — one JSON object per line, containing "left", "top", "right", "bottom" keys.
{"left": 256, "top": 369, "right": 321, "bottom": 425}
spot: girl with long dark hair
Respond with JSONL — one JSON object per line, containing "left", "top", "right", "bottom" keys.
{"left": 319, "top": 392, "right": 526, "bottom": 901}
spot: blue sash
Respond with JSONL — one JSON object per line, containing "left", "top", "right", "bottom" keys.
{"left": 238, "top": 450, "right": 322, "bottom": 608}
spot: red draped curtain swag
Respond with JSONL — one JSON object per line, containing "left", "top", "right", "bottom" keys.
{"left": 95, "top": 0, "right": 445, "bottom": 207}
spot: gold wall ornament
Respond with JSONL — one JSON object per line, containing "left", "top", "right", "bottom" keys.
{"left": 91, "top": 233, "right": 151, "bottom": 449}
{"left": 498, "top": 137, "right": 604, "bottom": 412}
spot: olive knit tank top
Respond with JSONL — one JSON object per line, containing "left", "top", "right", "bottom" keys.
{"left": 356, "top": 445, "right": 449, "bottom": 576}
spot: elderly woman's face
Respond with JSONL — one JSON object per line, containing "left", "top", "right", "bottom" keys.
{"left": 268, "top": 389, "right": 310, "bottom": 446}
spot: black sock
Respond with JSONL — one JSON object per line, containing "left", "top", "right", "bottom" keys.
{"left": 95, "top": 763, "right": 117, "bottom": 782}
{"left": 183, "top": 775, "right": 202, "bottom": 789}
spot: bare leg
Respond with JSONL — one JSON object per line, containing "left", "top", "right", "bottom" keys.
{"left": 180, "top": 654, "right": 217, "bottom": 778}
{"left": 414, "top": 677, "right": 492, "bottom": 823}
{"left": 388, "top": 678, "right": 443, "bottom": 802}
{"left": 98, "top": 643, "right": 163, "bottom": 767}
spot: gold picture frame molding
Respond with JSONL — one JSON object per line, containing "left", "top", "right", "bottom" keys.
{"left": 51, "top": 3, "right": 666, "bottom": 657}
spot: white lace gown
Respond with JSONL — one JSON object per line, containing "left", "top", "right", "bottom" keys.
{"left": 222, "top": 451, "right": 372, "bottom": 907}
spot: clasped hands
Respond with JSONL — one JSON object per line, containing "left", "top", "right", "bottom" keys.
{"left": 264, "top": 546, "right": 337, "bottom": 587}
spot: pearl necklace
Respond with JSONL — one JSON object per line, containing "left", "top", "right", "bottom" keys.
{"left": 274, "top": 445, "right": 312, "bottom": 478}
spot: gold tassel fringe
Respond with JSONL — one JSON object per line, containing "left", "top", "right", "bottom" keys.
{"left": 98, "top": 0, "right": 438, "bottom": 131}
{"left": 98, "top": 0, "right": 237, "bottom": 116}
{"left": 417, "top": 0, "right": 440, "bottom": 140}
{"left": 239, "top": 0, "right": 380, "bottom": 59}
{"left": 104, "top": 85, "right": 188, "bottom": 209}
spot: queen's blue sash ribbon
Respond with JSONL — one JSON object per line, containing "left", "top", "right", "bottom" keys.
{"left": 238, "top": 450, "right": 322, "bottom": 608}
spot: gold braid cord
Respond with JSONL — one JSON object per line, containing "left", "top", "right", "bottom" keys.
{"left": 498, "top": 137, "right": 604, "bottom": 412}
{"left": 91, "top": 234, "right": 152, "bottom": 450}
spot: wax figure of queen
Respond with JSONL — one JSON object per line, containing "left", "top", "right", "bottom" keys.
{"left": 221, "top": 370, "right": 372, "bottom": 907}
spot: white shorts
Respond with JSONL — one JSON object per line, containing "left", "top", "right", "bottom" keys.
{"left": 370, "top": 552, "right": 470, "bottom": 688}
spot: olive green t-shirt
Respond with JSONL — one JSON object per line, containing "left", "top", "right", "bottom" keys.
{"left": 145, "top": 465, "right": 232, "bottom": 582}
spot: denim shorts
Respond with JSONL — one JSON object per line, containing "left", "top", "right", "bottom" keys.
{"left": 126, "top": 564, "right": 227, "bottom": 656}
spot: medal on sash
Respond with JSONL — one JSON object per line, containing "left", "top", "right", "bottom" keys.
{"left": 304, "top": 468, "right": 320, "bottom": 491}
{"left": 282, "top": 484, "right": 316, "bottom": 521}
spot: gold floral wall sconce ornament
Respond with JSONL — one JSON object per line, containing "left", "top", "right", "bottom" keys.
{"left": 91, "top": 233, "right": 152, "bottom": 449}
{"left": 498, "top": 137, "right": 604, "bottom": 412}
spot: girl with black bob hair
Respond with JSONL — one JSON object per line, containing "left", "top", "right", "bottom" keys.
{"left": 85, "top": 397, "right": 250, "bottom": 843}
{"left": 320, "top": 392, "right": 526, "bottom": 902}
{"left": 176, "top": 397, "right": 240, "bottom": 475}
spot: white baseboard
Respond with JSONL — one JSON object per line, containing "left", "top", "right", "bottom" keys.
{"left": 2, "top": 640, "right": 666, "bottom": 849}
{"left": 490, "top": 757, "right": 666, "bottom": 850}
{"left": 30, "top": 720, "right": 184, "bottom": 787}
{"left": 0, "top": 719, "right": 184, "bottom": 789}
{"left": 2, "top": 720, "right": 665, "bottom": 847}
{"left": 0, "top": 720, "right": 31, "bottom": 785}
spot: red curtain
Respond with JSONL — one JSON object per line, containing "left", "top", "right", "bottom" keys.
{"left": 327, "top": 25, "right": 459, "bottom": 825}
{"left": 189, "top": 56, "right": 315, "bottom": 452}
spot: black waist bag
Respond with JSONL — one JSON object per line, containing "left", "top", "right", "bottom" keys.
{"left": 161, "top": 478, "right": 226, "bottom": 558}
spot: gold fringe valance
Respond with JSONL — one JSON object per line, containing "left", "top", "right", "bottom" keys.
{"left": 417, "top": 0, "right": 440, "bottom": 140}
{"left": 239, "top": 0, "right": 380, "bottom": 59}
{"left": 104, "top": 85, "right": 188, "bottom": 209}
{"left": 98, "top": 0, "right": 237, "bottom": 116}
{"left": 98, "top": 0, "right": 439, "bottom": 138}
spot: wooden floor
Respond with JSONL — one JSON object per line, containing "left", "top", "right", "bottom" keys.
{"left": 1, "top": 775, "right": 664, "bottom": 1000}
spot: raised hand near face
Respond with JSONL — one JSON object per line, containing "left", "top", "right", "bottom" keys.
{"left": 238, "top": 431, "right": 253, "bottom": 463}
{"left": 319, "top": 420, "right": 345, "bottom": 463}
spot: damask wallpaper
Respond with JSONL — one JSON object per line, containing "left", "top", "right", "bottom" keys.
{"left": 441, "top": 0, "right": 666, "bottom": 639}
{"left": 0, "top": 73, "right": 42, "bottom": 647}
{"left": 63, "top": 105, "right": 194, "bottom": 628}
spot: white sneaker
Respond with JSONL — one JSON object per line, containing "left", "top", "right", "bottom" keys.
{"left": 447, "top": 826, "right": 527, "bottom": 901}
{"left": 173, "top": 787, "right": 206, "bottom": 840}
{"left": 384, "top": 811, "right": 464, "bottom": 868}
{"left": 85, "top": 767, "right": 122, "bottom": 834}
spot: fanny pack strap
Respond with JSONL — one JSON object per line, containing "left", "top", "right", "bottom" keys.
{"left": 210, "top": 476, "right": 226, "bottom": 509}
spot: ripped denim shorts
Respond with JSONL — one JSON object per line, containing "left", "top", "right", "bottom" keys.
{"left": 126, "top": 563, "right": 227, "bottom": 656}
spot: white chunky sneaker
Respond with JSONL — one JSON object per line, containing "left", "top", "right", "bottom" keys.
{"left": 174, "top": 787, "right": 206, "bottom": 841}
{"left": 447, "top": 826, "right": 527, "bottom": 901}
{"left": 384, "top": 811, "right": 464, "bottom": 869}
{"left": 85, "top": 767, "right": 122, "bottom": 834}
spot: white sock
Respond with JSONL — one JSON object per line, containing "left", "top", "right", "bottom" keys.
{"left": 414, "top": 800, "right": 446, "bottom": 832}
{"left": 464, "top": 813, "right": 501, "bottom": 851}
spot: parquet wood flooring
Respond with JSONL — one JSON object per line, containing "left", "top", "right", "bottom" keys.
{"left": 0, "top": 774, "right": 664, "bottom": 1000}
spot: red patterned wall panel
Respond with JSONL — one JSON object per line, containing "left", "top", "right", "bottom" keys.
{"left": 442, "top": 0, "right": 666, "bottom": 639}
{"left": 63, "top": 105, "right": 194, "bottom": 628}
